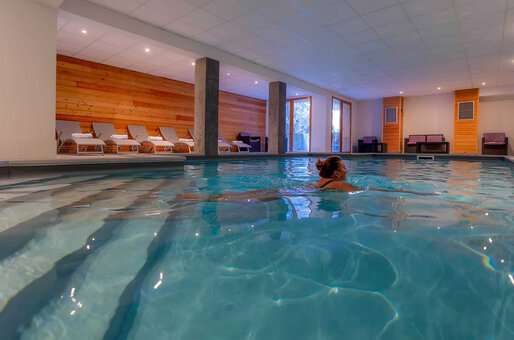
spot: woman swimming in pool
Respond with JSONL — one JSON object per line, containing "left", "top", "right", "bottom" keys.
{"left": 176, "top": 156, "right": 436, "bottom": 203}
{"left": 314, "top": 156, "right": 359, "bottom": 192}
{"left": 314, "top": 156, "right": 440, "bottom": 195}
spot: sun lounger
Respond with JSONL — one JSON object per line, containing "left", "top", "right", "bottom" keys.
{"left": 237, "top": 132, "right": 261, "bottom": 152}
{"left": 159, "top": 127, "right": 193, "bottom": 153}
{"left": 128, "top": 125, "right": 173, "bottom": 154}
{"left": 92, "top": 122, "right": 140, "bottom": 154}
{"left": 56, "top": 120, "right": 105, "bottom": 155}
{"left": 218, "top": 139, "right": 232, "bottom": 153}
{"left": 187, "top": 128, "right": 234, "bottom": 153}
{"left": 231, "top": 140, "right": 252, "bottom": 152}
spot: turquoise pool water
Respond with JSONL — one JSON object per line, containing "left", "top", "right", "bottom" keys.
{"left": 0, "top": 158, "right": 513, "bottom": 339}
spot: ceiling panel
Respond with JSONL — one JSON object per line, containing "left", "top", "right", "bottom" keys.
{"left": 62, "top": 0, "right": 514, "bottom": 99}
{"left": 87, "top": 0, "right": 147, "bottom": 14}
{"left": 56, "top": 11, "right": 279, "bottom": 99}
{"left": 132, "top": 0, "right": 197, "bottom": 27}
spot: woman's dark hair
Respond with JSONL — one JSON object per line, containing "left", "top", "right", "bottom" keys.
{"left": 316, "top": 156, "right": 342, "bottom": 179}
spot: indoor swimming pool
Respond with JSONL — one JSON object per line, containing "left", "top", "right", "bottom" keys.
{"left": 0, "top": 157, "right": 513, "bottom": 339}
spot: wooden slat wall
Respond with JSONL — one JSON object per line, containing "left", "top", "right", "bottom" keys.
{"left": 382, "top": 96, "right": 404, "bottom": 153}
{"left": 454, "top": 88, "right": 479, "bottom": 154}
{"left": 56, "top": 55, "right": 266, "bottom": 141}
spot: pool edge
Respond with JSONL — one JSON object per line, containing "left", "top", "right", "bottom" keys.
{"left": 1, "top": 153, "right": 512, "bottom": 179}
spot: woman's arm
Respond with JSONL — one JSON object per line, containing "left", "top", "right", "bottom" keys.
{"left": 322, "top": 180, "right": 437, "bottom": 196}
{"left": 369, "top": 187, "right": 439, "bottom": 196}
{"left": 176, "top": 189, "right": 282, "bottom": 203}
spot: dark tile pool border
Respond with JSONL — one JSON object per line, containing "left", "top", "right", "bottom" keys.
{"left": 1, "top": 153, "right": 512, "bottom": 179}
{"left": 186, "top": 152, "right": 510, "bottom": 162}
{"left": 0, "top": 157, "right": 186, "bottom": 179}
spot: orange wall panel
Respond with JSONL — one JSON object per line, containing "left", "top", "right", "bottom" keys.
{"left": 454, "top": 88, "right": 479, "bottom": 154}
{"left": 56, "top": 55, "right": 266, "bottom": 141}
{"left": 382, "top": 96, "right": 404, "bottom": 153}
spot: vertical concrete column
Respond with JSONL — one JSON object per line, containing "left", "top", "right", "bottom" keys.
{"left": 0, "top": 0, "right": 60, "bottom": 161}
{"left": 194, "top": 57, "right": 220, "bottom": 156}
{"left": 268, "top": 81, "right": 287, "bottom": 154}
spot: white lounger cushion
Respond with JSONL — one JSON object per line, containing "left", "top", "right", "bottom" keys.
{"left": 218, "top": 140, "right": 231, "bottom": 148}
{"left": 111, "top": 134, "right": 129, "bottom": 140}
{"left": 72, "top": 133, "right": 94, "bottom": 139}
{"left": 110, "top": 139, "right": 140, "bottom": 146}
{"left": 151, "top": 140, "right": 173, "bottom": 147}
{"left": 232, "top": 140, "right": 251, "bottom": 148}
{"left": 71, "top": 138, "right": 106, "bottom": 146}
{"left": 179, "top": 138, "right": 195, "bottom": 146}
{"left": 148, "top": 136, "right": 164, "bottom": 142}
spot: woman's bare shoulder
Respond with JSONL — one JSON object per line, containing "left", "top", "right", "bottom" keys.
{"left": 326, "top": 181, "right": 360, "bottom": 192}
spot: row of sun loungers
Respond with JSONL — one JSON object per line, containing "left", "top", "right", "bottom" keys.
{"left": 56, "top": 120, "right": 252, "bottom": 155}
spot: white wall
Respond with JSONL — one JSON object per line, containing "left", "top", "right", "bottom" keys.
{"left": 353, "top": 99, "right": 382, "bottom": 151}
{"left": 403, "top": 93, "right": 454, "bottom": 149}
{"left": 480, "top": 96, "right": 514, "bottom": 155}
{"left": 310, "top": 94, "right": 331, "bottom": 152}
{"left": 0, "top": 0, "right": 58, "bottom": 161}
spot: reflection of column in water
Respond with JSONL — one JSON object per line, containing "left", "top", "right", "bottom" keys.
{"left": 201, "top": 162, "right": 221, "bottom": 235}
{"left": 281, "top": 158, "right": 314, "bottom": 220}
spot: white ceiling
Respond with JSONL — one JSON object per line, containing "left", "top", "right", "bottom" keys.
{"left": 57, "top": 11, "right": 307, "bottom": 99}
{"left": 61, "top": 0, "right": 514, "bottom": 99}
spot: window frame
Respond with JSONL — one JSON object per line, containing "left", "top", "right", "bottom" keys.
{"left": 457, "top": 100, "right": 475, "bottom": 121}
{"left": 286, "top": 96, "right": 312, "bottom": 152}
{"left": 384, "top": 106, "right": 399, "bottom": 125}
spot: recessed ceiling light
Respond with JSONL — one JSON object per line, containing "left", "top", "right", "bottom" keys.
{"left": 191, "top": 61, "right": 195, "bottom": 66}
{"left": 399, "top": 91, "right": 404, "bottom": 95}
{"left": 81, "top": 29, "right": 88, "bottom": 35}
{"left": 226, "top": 72, "right": 231, "bottom": 76}
{"left": 437, "top": 87, "right": 442, "bottom": 90}
{"left": 295, "top": 93, "right": 299, "bottom": 96}
{"left": 144, "top": 47, "right": 151, "bottom": 53}
{"left": 511, "top": 59, "right": 514, "bottom": 63}
{"left": 254, "top": 80, "right": 259, "bottom": 85}
{"left": 481, "top": 82, "right": 486, "bottom": 86}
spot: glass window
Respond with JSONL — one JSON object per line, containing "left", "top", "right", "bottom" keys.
{"left": 331, "top": 99, "right": 341, "bottom": 153}
{"left": 285, "top": 101, "right": 290, "bottom": 151}
{"left": 342, "top": 101, "right": 351, "bottom": 152}
{"left": 331, "top": 98, "right": 352, "bottom": 153}
{"left": 285, "top": 97, "right": 311, "bottom": 152}
{"left": 385, "top": 107, "right": 398, "bottom": 123}
{"left": 292, "top": 98, "right": 310, "bottom": 152}
{"left": 458, "top": 101, "right": 474, "bottom": 120}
